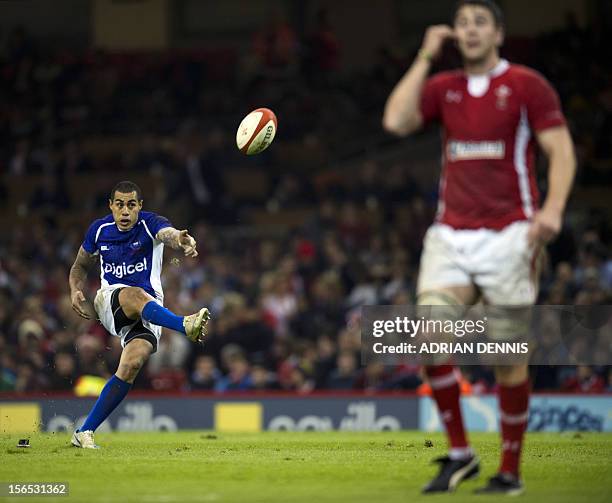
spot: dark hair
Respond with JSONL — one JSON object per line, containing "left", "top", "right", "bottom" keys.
{"left": 110, "top": 180, "right": 142, "bottom": 201}
{"left": 454, "top": 0, "right": 504, "bottom": 27}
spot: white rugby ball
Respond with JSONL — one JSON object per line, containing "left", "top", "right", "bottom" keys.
{"left": 236, "top": 108, "right": 277, "bottom": 155}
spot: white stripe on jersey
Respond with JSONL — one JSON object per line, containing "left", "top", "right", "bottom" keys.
{"left": 95, "top": 222, "right": 115, "bottom": 244}
{"left": 436, "top": 150, "right": 447, "bottom": 222}
{"left": 99, "top": 253, "right": 108, "bottom": 288}
{"left": 95, "top": 222, "right": 115, "bottom": 285}
{"left": 141, "top": 220, "right": 164, "bottom": 301}
{"left": 514, "top": 107, "right": 533, "bottom": 219}
{"left": 94, "top": 222, "right": 115, "bottom": 259}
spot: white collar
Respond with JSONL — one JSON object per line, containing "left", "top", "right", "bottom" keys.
{"left": 465, "top": 58, "right": 510, "bottom": 79}
{"left": 490, "top": 58, "right": 510, "bottom": 78}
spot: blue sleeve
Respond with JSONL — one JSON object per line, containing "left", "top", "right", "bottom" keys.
{"left": 144, "top": 212, "right": 172, "bottom": 237}
{"left": 82, "top": 221, "right": 99, "bottom": 254}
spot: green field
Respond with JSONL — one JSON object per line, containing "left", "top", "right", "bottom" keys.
{"left": 1, "top": 431, "right": 611, "bottom": 502}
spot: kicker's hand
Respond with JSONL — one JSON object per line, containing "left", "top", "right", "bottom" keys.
{"left": 71, "top": 290, "right": 93, "bottom": 319}
{"left": 178, "top": 229, "right": 198, "bottom": 258}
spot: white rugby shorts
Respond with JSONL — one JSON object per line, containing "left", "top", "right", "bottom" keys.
{"left": 417, "top": 221, "right": 542, "bottom": 305}
{"left": 94, "top": 283, "right": 163, "bottom": 351}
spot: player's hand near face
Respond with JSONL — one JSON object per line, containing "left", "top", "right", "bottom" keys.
{"left": 178, "top": 229, "right": 198, "bottom": 257}
{"left": 383, "top": 25, "right": 456, "bottom": 137}
{"left": 421, "top": 25, "right": 456, "bottom": 59}
{"left": 71, "top": 289, "right": 93, "bottom": 319}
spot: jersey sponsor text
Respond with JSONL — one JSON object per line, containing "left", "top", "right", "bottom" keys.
{"left": 103, "top": 258, "right": 148, "bottom": 279}
{"left": 447, "top": 140, "right": 505, "bottom": 161}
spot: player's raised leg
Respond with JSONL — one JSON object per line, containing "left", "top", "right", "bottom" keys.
{"left": 475, "top": 364, "right": 528, "bottom": 495}
{"left": 119, "top": 286, "right": 210, "bottom": 342}
{"left": 419, "top": 287, "right": 481, "bottom": 494}
{"left": 72, "top": 338, "right": 153, "bottom": 449}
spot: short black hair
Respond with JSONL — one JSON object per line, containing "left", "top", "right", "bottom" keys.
{"left": 110, "top": 180, "right": 142, "bottom": 201}
{"left": 454, "top": 0, "right": 504, "bottom": 27}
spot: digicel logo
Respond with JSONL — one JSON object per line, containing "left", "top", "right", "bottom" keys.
{"left": 104, "top": 258, "right": 148, "bottom": 278}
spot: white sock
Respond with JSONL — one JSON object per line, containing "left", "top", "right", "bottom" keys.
{"left": 449, "top": 446, "right": 473, "bottom": 460}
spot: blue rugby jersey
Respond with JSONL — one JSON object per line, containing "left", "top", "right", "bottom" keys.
{"left": 81, "top": 211, "right": 172, "bottom": 298}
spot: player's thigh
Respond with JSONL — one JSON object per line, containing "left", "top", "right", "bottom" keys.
{"left": 118, "top": 287, "right": 155, "bottom": 318}
{"left": 475, "top": 221, "right": 543, "bottom": 306}
{"left": 94, "top": 285, "right": 126, "bottom": 337}
{"left": 95, "top": 285, "right": 151, "bottom": 342}
{"left": 475, "top": 222, "right": 542, "bottom": 348}
{"left": 417, "top": 225, "right": 476, "bottom": 302}
{"left": 417, "top": 286, "right": 477, "bottom": 306}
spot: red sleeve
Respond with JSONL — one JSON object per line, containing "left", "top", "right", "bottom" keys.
{"left": 524, "top": 71, "right": 566, "bottom": 132}
{"left": 419, "top": 75, "right": 443, "bottom": 125}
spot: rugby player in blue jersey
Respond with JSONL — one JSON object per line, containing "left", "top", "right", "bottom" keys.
{"left": 68, "top": 180, "right": 210, "bottom": 448}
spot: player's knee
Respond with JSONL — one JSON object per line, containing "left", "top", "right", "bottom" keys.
{"left": 415, "top": 291, "right": 465, "bottom": 366}
{"left": 117, "top": 355, "right": 146, "bottom": 382}
{"left": 119, "top": 359, "right": 143, "bottom": 374}
{"left": 120, "top": 287, "right": 149, "bottom": 304}
{"left": 417, "top": 290, "right": 460, "bottom": 306}
{"left": 117, "top": 364, "right": 140, "bottom": 382}
{"left": 117, "top": 339, "right": 152, "bottom": 382}
{"left": 416, "top": 290, "right": 466, "bottom": 324}
{"left": 486, "top": 306, "right": 532, "bottom": 341}
{"left": 119, "top": 287, "right": 151, "bottom": 316}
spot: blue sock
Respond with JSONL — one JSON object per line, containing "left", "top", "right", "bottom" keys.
{"left": 79, "top": 375, "right": 131, "bottom": 432}
{"left": 141, "top": 301, "right": 185, "bottom": 334}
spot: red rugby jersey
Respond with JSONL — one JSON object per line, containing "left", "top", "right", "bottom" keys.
{"left": 420, "top": 59, "right": 566, "bottom": 230}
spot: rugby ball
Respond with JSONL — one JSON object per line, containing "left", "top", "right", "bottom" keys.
{"left": 236, "top": 108, "right": 277, "bottom": 155}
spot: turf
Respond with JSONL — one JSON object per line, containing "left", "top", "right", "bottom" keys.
{"left": 0, "top": 431, "right": 610, "bottom": 502}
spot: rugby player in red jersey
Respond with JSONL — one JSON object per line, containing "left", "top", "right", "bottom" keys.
{"left": 383, "top": 0, "right": 575, "bottom": 495}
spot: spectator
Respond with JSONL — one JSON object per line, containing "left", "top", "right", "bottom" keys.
{"left": 215, "top": 354, "right": 253, "bottom": 392}
{"left": 252, "top": 11, "right": 298, "bottom": 72}
{"left": 305, "top": 8, "right": 340, "bottom": 77}
{"left": 326, "top": 351, "right": 358, "bottom": 390}
{"left": 48, "top": 352, "right": 77, "bottom": 390}
{"left": 189, "top": 355, "right": 220, "bottom": 391}
{"left": 74, "top": 334, "right": 109, "bottom": 379}
{"left": 0, "top": 21, "right": 609, "bottom": 397}
{"left": 148, "top": 330, "right": 191, "bottom": 375}
{"left": 251, "top": 363, "right": 281, "bottom": 391}
{"left": 261, "top": 271, "right": 299, "bottom": 338}
{"left": 562, "top": 365, "right": 606, "bottom": 393}
{"left": 29, "top": 174, "right": 71, "bottom": 212}
{"left": 0, "top": 349, "right": 18, "bottom": 391}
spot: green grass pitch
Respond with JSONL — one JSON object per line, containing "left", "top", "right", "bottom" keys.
{"left": 1, "top": 431, "right": 611, "bottom": 502}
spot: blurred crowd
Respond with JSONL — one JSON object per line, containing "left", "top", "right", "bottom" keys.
{"left": 1, "top": 13, "right": 611, "bottom": 395}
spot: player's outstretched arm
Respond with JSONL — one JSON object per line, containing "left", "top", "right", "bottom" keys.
{"left": 69, "top": 246, "right": 98, "bottom": 319}
{"left": 156, "top": 227, "right": 198, "bottom": 257}
{"left": 528, "top": 126, "right": 576, "bottom": 246}
{"left": 383, "top": 25, "right": 455, "bottom": 136}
